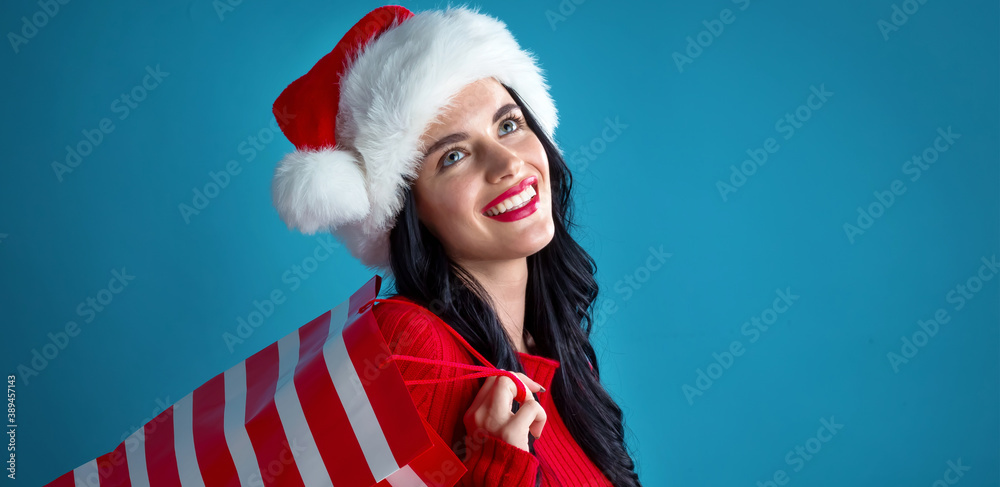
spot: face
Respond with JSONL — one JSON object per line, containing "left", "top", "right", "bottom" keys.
{"left": 412, "top": 77, "right": 555, "bottom": 266}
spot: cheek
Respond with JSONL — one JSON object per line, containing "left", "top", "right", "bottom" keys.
{"left": 522, "top": 135, "right": 549, "bottom": 171}
{"left": 417, "top": 183, "right": 476, "bottom": 226}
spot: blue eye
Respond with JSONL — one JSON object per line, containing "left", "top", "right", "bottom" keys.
{"left": 441, "top": 147, "right": 465, "bottom": 167}
{"left": 499, "top": 118, "right": 519, "bottom": 135}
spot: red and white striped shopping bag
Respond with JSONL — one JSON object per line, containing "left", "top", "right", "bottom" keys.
{"left": 43, "top": 275, "right": 466, "bottom": 487}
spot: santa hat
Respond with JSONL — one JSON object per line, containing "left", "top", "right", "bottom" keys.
{"left": 271, "top": 4, "right": 558, "bottom": 271}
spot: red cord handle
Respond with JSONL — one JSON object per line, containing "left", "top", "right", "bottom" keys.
{"left": 360, "top": 297, "right": 529, "bottom": 403}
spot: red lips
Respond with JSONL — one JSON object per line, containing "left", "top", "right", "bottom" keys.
{"left": 481, "top": 175, "right": 538, "bottom": 214}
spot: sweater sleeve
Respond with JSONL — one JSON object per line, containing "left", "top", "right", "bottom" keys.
{"left": 373, "top": 301, "right": 539, "bottom": 487}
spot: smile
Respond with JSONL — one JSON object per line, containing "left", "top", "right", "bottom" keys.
{"left": 485, "top": 184, "right": 536, "bottom": 216}
{"left": 482, "top": 175, "right": 537, "bottom": 212}
{"left": 483, "top": 182, "right": 540, "bottom": 222}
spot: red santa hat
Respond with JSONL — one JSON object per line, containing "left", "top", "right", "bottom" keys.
{"left": 271, "top": 5, "right": 558, "bottom": 271}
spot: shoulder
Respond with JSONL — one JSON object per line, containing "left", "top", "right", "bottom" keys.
{"left": 371, "top": 296, "right": 469, "bottom": 361}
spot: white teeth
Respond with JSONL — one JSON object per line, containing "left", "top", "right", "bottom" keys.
{"left": 487, "top": 185, "right": 536, "bottom": 216}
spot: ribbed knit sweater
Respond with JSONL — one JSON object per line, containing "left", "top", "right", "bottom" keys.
{"left": 372, "top": 296, "right": 613, "bottom": 487}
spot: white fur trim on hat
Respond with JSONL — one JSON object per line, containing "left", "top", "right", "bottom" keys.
{"left": 331, "top": 218, "right": 391, "bottom": 272}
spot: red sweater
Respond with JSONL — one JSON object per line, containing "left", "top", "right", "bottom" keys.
{"left": 372, "top": 296, "right": 613, "bottom": 487}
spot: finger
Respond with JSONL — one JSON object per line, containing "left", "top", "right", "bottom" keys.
{"left": 511, "top": 372, "right": 543, "bottom": 395}
{"left": 466, "top": 376, "right": 499, "bottom": 420}
{"left": 497, "top": 372, "right": 535, "bottom": 404}
{"left": 486, "top": 374, "right": 518, "bottom": 416}
{"left": 491, "top": 371, "right": 542, "bottom": 418}
{"left": 510, "top": 400, "right": 547, "bottom": 439}
{"left": 508, "top": 372, "right": 539, "bottom": 405}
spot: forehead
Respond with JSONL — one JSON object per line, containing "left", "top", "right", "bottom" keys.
{"left": 421, "top": 77, "right": 513, "bottom": 136}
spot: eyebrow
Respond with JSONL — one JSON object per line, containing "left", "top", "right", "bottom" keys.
{"left": 422, "top": 103, "right": 521, "bottom": 159}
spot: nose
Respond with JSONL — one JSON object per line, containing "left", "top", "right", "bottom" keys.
{"left": 482, "top": 138, "right": 524, "bottom": 183}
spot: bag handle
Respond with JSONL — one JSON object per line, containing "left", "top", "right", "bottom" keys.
{"left": 359, "top": 297, "right": 530, "bottom": 403}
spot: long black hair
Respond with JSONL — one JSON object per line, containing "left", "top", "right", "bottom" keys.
{"left": 386, "top": 84, "right": 642, "bottom": 486}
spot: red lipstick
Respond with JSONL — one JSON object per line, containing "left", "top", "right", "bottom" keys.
{"left": 482, "top": 176, "right": 540, "bottom": 222}
{"left": 481, "top": 176, "right": 537, "bottom": 214}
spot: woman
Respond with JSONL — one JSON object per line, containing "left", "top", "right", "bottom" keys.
{"left": 271, "top": 5, "right": 641, "bottom": 486}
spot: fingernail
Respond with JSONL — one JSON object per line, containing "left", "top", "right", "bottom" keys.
{"left": 539, "top": 385, "right": 546, "bottom": 392}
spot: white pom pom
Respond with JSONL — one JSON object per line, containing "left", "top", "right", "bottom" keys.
{"left": 271, "top": 148, "right": 370, "bottom": 234}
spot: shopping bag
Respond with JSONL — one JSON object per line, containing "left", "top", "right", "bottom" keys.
{"left": 42, "top": 274, "right": 466, "bottom": 487}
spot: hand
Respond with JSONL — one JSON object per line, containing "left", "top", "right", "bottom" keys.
{"left": 463, "top": 372, "right": 547, "bottom": 452}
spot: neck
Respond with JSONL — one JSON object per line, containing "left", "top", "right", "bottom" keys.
{"left": 457, "top": 256, "right": 529, "bottom": 353}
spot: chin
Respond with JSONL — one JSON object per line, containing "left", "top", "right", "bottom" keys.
{"left": 525, "top": 226, "right": 556, "bottom": 255}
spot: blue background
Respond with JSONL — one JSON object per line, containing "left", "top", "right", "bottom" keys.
{"left": 2, "top": 0, "right": 998, "bottom": 485}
